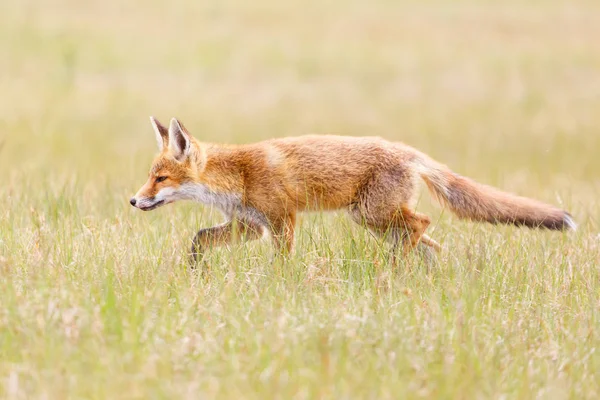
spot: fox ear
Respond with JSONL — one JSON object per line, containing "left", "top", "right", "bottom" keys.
{"left": 168, "top": 118, "right": 191, "bottom": 161}
{"left": 150, "top": 116, "right": 168, "bottom": 151}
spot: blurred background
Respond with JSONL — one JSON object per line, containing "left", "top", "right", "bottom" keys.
{"left": 2, "top": 1, "right": 600, "bottom": 397}
{"left": 1, "top": 0, "right": 598, "bottom": 228}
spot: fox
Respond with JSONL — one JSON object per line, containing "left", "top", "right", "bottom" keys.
{"left": 130, "top": 116, "right": 576, "bottom": 265}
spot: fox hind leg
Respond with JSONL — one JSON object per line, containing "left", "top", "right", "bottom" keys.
{"left": 347, "top": 164, "right": 440, "bottom": 266}
{"left": 349, "top": 206, "right": 437, "bottom": 267}
{"left": 419, "top": 233, "right": 441, "bottom": 252}
{"left": 394, "top": 208, "right": 435, "bottom": 255}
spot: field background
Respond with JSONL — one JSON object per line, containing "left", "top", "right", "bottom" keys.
{"left": 1, "top": 0, "right": 599, "bottom": 398}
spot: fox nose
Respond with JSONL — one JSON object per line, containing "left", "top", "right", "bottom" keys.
{"left": 129, "top": 197, "right": 137, "bottom": 207}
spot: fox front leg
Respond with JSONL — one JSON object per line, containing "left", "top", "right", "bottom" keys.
{"left": 189, "top": 224, "right": 225, "bottom": 267}
{"left": 188, "top": 220, "right": 265, "bottom": 267}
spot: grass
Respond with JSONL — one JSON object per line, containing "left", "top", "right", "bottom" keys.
{"left": 1, "top": 0, "right": 600, "bottom": 398}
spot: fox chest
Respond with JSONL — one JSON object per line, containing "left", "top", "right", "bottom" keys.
{"left": 180, "top": 183, "right": 266, "bottom": 224}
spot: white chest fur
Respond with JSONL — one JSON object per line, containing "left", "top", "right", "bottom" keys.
{"left": 177, "top": 183, "right": 268, "bottom": 226}
{"left": 177, "top": 182, "right": 240, "bottom": 212}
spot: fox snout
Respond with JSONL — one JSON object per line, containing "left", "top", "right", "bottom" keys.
{"left": 129, "top": 195, "right": 166, "bottom": 211}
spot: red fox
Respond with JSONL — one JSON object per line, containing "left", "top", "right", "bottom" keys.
{"left": 131, "top": 117, "right": 576, "bottom": 264}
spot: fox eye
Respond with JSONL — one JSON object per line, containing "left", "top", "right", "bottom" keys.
{"left": 155, "top": 176, "right": 168, "bottom": 183}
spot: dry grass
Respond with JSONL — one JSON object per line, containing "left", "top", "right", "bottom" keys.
{"left": 1, "top": 0, "right": 599, "bottom": 398}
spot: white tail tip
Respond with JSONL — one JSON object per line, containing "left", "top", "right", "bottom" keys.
{"left": 564, "top": 214, "right": 577, "bottom": 231}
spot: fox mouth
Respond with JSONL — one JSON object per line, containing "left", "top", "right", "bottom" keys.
{"left": 139, "top": 200, "right": 165, "bottom": 211}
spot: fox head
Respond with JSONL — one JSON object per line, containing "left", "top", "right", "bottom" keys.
{"left": 130, "top": 117, "right": 198, "bottom": 211}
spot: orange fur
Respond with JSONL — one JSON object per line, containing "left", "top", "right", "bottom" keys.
{"left": 131, "top": 117, "right": 575, "bottom": 265}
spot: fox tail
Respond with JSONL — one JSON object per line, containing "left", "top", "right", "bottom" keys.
{"left": 412, "top": 154, "right": 576, "bottom": 231}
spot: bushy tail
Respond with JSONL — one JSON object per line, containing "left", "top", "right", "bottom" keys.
{"left": 413, "top": 155, "right": 576, "bottom": 231}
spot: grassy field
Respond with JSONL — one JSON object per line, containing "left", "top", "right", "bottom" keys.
{"left": 1, "top": 0, "right": 600, "bottom": 398}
